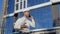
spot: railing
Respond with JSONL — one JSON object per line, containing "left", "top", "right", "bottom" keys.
{"left": 13, "top": 27, "right": 60, "bottom": 34}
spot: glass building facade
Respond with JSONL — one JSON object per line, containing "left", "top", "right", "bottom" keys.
{"left": 1, "top": 0, "right": 60, "bottom": 34}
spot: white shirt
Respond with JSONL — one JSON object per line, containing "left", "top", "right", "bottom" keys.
{"left": 14, "top": 16, "right": 35, "bottom": 30}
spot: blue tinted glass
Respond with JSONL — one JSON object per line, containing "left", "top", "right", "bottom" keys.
{"left": 24, "top": 1, "right": 26, "bottom": 8}
{"left": 28, "top": 0, "right": 50, "bottom": 7}
{"left": 20, "top": 1, "right": 26, "bottom": 9}
{"left": 5, "top": 17, "right": 14, "bottom": 34}
{"left": 30, "top": 6, "right": 53, "bottom": 30}
{"left": 20, "top": 6, "right": 53, "bottom": 30}
{"left": 20, "top": 2, "right": 22, "bottom": 9}
{"left": 20, "top": 12, "right": 23, "bottom": 17}
{"left": 5, "top": 0, "right": 53, "bottom": 34}
{"left": 7, "top": 0, "right": 15, "bottom": 14}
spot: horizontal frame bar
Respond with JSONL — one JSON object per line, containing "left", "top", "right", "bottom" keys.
{"left": 4, "top": 1, "right": 60, "bottom": 17}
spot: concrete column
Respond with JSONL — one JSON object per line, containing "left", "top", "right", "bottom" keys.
{"left": 51, "top": 4, "right": 59, "bottom": 20}
{"left": 51, "top": 3, "right": 60, "bottom": 34}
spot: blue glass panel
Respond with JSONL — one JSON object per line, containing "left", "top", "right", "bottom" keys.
{"left": 30, "top": 6, "right": 53, "bottom": 30}
{"left": 7, "top": 0, "right": 15, "bottom": 14}
{"left": 20, "top": 2, "right": 22, "bottom": 9}
{"left": 5, "top": 17, "right": 14, "bottom": 34}
{"left": 5, "top": 0, "right": 53, "bottom": 34}
{"left": 20, "top": 6, "right": 53, "bottom": 30}
{"left": 28, "top": 0, "right": 50, "bottom": 7}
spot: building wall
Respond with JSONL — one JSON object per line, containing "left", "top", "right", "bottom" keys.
{"left": 5, "top": 0, "right": 53, "bottom": 34}
{"left": 4, "top": 0, "right": 60, "bottom": 34}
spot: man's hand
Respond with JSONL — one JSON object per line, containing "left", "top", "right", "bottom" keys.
{"left": 21, "top": 25, "right": 27, "bottom": 28}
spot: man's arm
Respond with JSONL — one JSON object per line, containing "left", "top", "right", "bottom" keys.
{"left": 14, "top": 17, "right": 26, "bottom": 29}
{"left": 20, "top": 25, "right": 28, "bottom": 28}
{"left": 30, "top": 16, "right": 35, "bottom": 28}
{"left": 26, "top": 16, "right": 35, "bottom": 28}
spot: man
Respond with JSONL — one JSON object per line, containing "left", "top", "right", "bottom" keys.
{"left": 14, "top": 10, "right": 35, "bottom": 34}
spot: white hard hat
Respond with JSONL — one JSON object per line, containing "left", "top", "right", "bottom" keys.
{"left": 23, "top": 9, "right": 30, "bottom": 12}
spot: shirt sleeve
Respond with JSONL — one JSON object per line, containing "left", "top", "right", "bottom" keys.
{"left": 14, "top": 17, "right": 26, "bottom": 29}
{"left": 26, "top": 18, "right": 35, "bottom": 28}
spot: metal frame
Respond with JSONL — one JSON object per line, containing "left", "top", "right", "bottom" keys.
{"left": 4, "top": 2, "right": 52, "bottom": 17}
{"left": 4, "top": 1, "right": 60, "bottom": 17}
{"left": 2, "top": 0, "right": 60, "bottom": 33}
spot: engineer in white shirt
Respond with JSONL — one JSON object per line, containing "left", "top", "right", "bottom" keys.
{"left": 14, "top": 10, "right": 35, "bottom": 34}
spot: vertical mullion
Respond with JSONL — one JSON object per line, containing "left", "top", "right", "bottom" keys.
{"left": 22, "top": 0, "right": 24, "bottom": 9}
{"left": 19, "top": 0, "right": 20, "bottom": 10}
{"left": 18, "top": 0, "right": 20, "bottom": 18}
{"left": 25, "top": 0, "right": 28, "bottom": 8}
{"left": 14, "top": 0, "right": 16, "bottom": 11}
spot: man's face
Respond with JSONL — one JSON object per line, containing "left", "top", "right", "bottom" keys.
{"left": 24, "top": 11, "right": 30, "bottom": 17}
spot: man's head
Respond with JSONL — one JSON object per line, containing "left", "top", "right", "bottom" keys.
{"left": 23, "top": 10, "right": 30, "bottom": 17}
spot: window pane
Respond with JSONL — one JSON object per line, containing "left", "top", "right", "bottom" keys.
{"left": 7, "top": 0, "right": 14, "bottom": 14}
{"left": 19, "top": 6, "right": 53, "bottom": 30}
{"left": 20, "top": 2, "right": 22, "bottom": 9}
{"left": 16, "top": 4, "right": 18, "bottom": 10}
{"left": 28, "top": 0, "right": 49, "bottom": 7}
{"left": 5, "top": 17, "right": 14, "bottom": 34}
